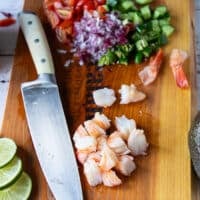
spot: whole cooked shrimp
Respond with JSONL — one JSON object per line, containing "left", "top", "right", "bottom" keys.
{"left": 169, "top": 49, "right": 189, "bottom": 88}
{"left": 139, "top": 48, "right": 163, "bottom": 86}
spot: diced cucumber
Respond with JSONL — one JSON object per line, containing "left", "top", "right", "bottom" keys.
{"left": 159, "top": 17, "right": 171, "bottom": 26}
{"left": 136, "top": 39, "right": 148, "bottom": 51}
{"left": 106, "top": 0, "right": 118, "bottom": 7}
{"left": 134, "top": 52, "right": 144, "bottom": 64}
{"left": 118, "top": 56, "right": 129, "bottom": 65}
{"left": 140, "top": 5, "right": 151, "bottom": 20}
{"left": 153, "top": 6, "right": 168, "bottom": 19}
{"left": 150, "top": 19, "right": 161, "bottom": 32}
{"left": 132, "top": 32, "right": 141, "bottom": 42}
{"left": 98, "top": 50, "right": 117, "bottom": 66}
{"left": 121, "top": 1, "right": 136, "bottom": 11}
{"left": 162, "top": 25, "right": 175, "bottom": 37}
{"left": 132, "top": 12, "right": 143, "bottom": 25}
{"left": 158, "top": 34, "right": 168, "bottom": 45}
{"left": 135, "top": 0, "right": 153, "bottom": 5}
{"left": 147, "top": 31, "right": 160, "bottom": 41}
{"left": 142, "top": 47, "right": 153, "bottom": 57}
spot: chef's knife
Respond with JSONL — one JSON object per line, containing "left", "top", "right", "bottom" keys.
{"left": 19, "top": 12, "right": 83, "bottom": 200}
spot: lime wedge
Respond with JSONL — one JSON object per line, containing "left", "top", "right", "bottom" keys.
{"left": 0, "top": 138, "right": 17, "bottom": 168}
{"left": 0, "top": 156, "right": 22, "bottom": 189}
{"left": 0, "top": 172, "right": 32, "bottom": 200}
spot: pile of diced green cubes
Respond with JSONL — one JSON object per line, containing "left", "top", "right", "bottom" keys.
{"left": 98, "top": 0, "right": 174, "bottom": 66}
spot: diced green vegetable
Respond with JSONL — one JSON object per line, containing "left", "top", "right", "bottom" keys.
{"left": 121, "top": 1, "right": 136, "bottom": 11}
{"left": 153, "top": 6, "right": 168, "bottom": 19}
{"left": 134, "top": 52, "right": 144, "bottom": 64}
{"left": 142, "top": 47, "right": 153, "bottom": 57}
{"left": 140, "top": 5, "right": 151, "bottom": 20}
{"left": 158, "top": 34, "right": 168, "bottom": 45}
{"left": 150, "top": 19, "right": 161, "bottom": 32}
{"left": 98, "top": 50, "right": 117, "bottom": 66}
{"left": 135, "top": 0, "right": 153, "bottom": 5}
{"left": 118, "top": 55, "right": 129, "bottom": 65}
{"left": 132, "top": 32, "right": 141, "bottom": 41}
{"left": 161, "top": 25, "right": 175, "bottom": 37}
{"left": 159, "top": 17, "right": 171, "bottom": 26}
{"left": 136, "top": 39, "right": 148, "bottom": 51}
{"left": 132, "top": 12, "right": 143, "bottom": 25}
{"left": 106, "top": 0, "right": 118, "bottom": 7}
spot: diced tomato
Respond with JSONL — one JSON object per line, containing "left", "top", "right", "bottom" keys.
{"left": 83, "top": 0, "right": 95, "bottom": 10}
{"left": 59, "top": 18, "right": 73, "bottom": 28}
{"left": 46, "top": 10, "right": 60, "bottom": 28}
{"left": 55, "top": 7, "right": 73, "bottom": 20}
{"left": 95, "top": 0, "right": 106, "bottom": 6}
{"left": 44, "top": 0, "right": 62, "bottom": 10}
{"left": 67, "top": 0, "right": 77, "bottom": 6}
{"left": 97, "top": 5, "right": 107, "bottom": 15}
{"left": 0, "top": 18, "right": 16, "bottom": 27}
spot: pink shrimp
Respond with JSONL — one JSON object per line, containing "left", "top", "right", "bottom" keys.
{"left": 92, "top": 112, "right": 111, "bottom": 130}
{"left": 169, "top": 49, "right": 189, "bottom": 88}
{"left": 84, "top": 120, "right": 106, "bottom": 138}
{"left": 115, "top": 155, "right": 136, "bottom": 176}
{"left": 73, "top": 124, "right": 89, "bottom": 143}
{"left": 107, "top": 132, "right": 130, "bottom": 155}
{"left": 99, "top": 145, "right": 118, "bottom": 171}
{"left": 76, "top": 150, "right": 89, "bottom": 164}
{"left": 84, "top": 159, "right": 102, "bottom": 186}
{"left": 139, "top": 48, "right": 163, "bottom": 86}
{"left": 102, "top": 170, "right": 122, "bottom": 187}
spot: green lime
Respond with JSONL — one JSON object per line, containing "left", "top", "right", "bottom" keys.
{"left": 0, "top": 172, "right": 32, "bottom": 200}
{"left": 0, "top": 138, "right": 17, "bottom": 168}
{"left": 0, "top": 156, "right": 22, "bottom": 189}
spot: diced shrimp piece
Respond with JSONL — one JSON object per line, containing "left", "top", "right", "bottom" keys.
{"left": 115, "top": 155, "right": 136, "bottom": 176}
{"left": 139, "top": 48, "right": 163, "bottom": 86}
{"left": 170, "top": 49, "right": 189, "bottom": 88}
{"left": 76, "top": 150, "right": 89, "bottom": 164}
{"left": 107, "top": 132, "right": 130, "bottom": 155}
{"left": 97, "top": 135, "right": 107, "bottom": 151}
{"left": 128, "top": 129, "right": 149, "bottom": 156}
{"left": 87, "top": 151, "right": 101, "bottom": 163}
{"left": 73, "top": 124, "right": 89, "bottom": 143}
{"left": 93, "top": 112, "right": 111, "bottom": 130}
{"left": 84, "top": 159, "right": 102, "bottom": 186}
{"left": 84, "top": 120, "right": 106, "bottom": 137}
{"left": 115, "top": 115, "right": 136, "bottom": 140}
{"left": 93, "top": 88, "right": 116, "bottom": 108}
{"left": 74, "top": 135, "right": 97, "bottom": 153}
{"left": 118, "top": 84, "right": 146, "bottom": 104}
{"left": 102, "top": 170, "right": 122, "bottom": 187}
{"left": 99, "top": 145, "right": 118, "bottom": 171}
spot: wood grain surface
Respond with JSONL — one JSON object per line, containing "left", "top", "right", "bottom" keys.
{"left": 0, "top": 0, "right": 196, "bottom": 199}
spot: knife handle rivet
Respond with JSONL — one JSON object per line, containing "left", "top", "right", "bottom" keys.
{"left": 41, "top": 58, "right": 46, "bottom": 63}
{"left": 27, "top": 21, "right": 32, "bottom": 25}
{"left": 34, "top": 38, "right": 40, "bottom": 43}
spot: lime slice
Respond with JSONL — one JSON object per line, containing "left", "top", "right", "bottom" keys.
{"left": 0, "top": 172, "right": 32, "bottom": 200}
{"left": 0, "top": 138, "right": 17, "bottom": 168}
{"left": 0, "top": 156, "right": 22, "bottom": 189}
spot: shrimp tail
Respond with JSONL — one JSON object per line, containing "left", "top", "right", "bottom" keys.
{"left": 172, "top": 66, "right": 189, "bottom": 89}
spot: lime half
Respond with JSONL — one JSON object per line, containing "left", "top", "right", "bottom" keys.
{"left": 0, "top": 172, "right": 32, "bottom": 200}
{"left": 0, "top": 156, "right": 22, "bottom": 189}
{"left": 0, "top": 138, "right": 17, "bottom": 168}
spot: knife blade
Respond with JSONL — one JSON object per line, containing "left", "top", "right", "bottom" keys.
{"left": 19, "top": 12, "right": 83, "bottom": 200}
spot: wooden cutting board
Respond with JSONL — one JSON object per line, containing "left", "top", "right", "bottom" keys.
{"left": 0, "top": 0, "right": 196, "bottom": 199}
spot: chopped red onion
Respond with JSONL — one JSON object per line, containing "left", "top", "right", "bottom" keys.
{"left": 73, "top": 11, "right": 127, "bottom": 65}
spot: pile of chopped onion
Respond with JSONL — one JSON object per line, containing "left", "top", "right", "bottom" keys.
{"left": 73, "top": 11, "right": 128, "bottom": 65}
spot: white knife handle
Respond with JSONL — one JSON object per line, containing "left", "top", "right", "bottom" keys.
{"left": 19, "top": 12, "right": 54, "bottom": 74}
